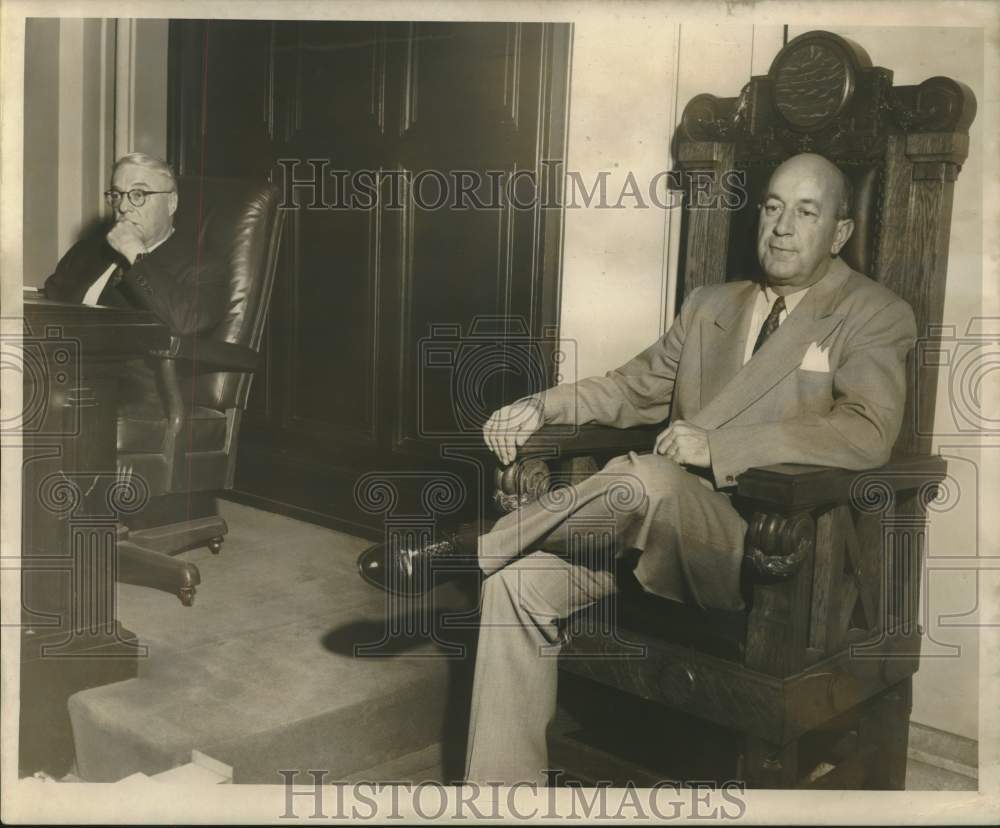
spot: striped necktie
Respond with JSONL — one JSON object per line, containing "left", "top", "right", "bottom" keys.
{"left": 752, "top": 295, "right": 786, "bottom": 355}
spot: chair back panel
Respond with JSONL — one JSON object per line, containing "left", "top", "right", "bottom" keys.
{"left": 674, "top": 29, "right": 976, "bottom": 456}
{"left": 174, "top": 176, "right": 284, "bottom": 411}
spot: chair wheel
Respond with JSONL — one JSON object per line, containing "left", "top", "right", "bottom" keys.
{"left": 179, "top": 586, "right": 196, "bottom": 606}
{"left": 208, "top": 537, "right": 224, "bottom": 555}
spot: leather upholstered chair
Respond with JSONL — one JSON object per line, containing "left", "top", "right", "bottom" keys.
{"left": 491, "top": 31, "right": 976, "bottom": 788}
{"left": 115, "top": 176, "right": 284, "bottom": 606}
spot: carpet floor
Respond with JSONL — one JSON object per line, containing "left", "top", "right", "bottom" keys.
{"left": 67, "top": 500, "right": 478, "bottom": 784}
{"left": 65, "top": 501, "right": 976, "bottom": 790}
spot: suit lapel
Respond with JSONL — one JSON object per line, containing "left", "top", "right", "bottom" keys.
{"left": 699, "top": 282, "right": 757, "bottom": 408}
{"left": 692, "top": 258, "right": 852, "bottom": 430}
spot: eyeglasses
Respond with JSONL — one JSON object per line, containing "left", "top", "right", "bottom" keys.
{"left": 104, "top": 188, "right": 174, "bottom": 208}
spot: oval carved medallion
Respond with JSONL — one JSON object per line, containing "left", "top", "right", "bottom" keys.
{"left": 772, "top": 41, "right": 854, "bottom": 130}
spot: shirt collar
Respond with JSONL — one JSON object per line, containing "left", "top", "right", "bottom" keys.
{"left": 760, "top": 281, "right": 809, "bottom": 315}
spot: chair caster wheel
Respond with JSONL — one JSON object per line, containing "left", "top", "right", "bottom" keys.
{"left": 208, "top": 537, "right": 224, "bottom": 555}
{"left": 179, "top": 586, "right": 196, "bottom": 606}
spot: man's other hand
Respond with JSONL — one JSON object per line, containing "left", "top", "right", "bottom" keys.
{"left": 483, "top": 397, "right": 544, "bottom": 466}
{"left": 106, "top": 221, "right": 147, "bottom": 264}
{"left": 654, "top": 420, "right": 711, "bottom": 468}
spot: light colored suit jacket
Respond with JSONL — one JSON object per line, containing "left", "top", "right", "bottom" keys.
{"left": 539, "top": 257, "right": 917, "bottom": 488}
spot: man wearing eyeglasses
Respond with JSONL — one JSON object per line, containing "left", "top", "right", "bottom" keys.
{"left": 44, "top": 152, "right": 227, "bottom": 337}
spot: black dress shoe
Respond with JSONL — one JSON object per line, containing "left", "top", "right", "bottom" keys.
{"left": 357, "top": 522, "right": 485, "bottom": 595}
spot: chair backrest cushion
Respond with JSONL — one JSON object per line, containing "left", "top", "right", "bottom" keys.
{"left": 173, "top": 176, "right": 282, "bottom": 411}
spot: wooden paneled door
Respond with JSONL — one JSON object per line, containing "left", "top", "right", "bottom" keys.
{"left": 168, "top": 20, "right": 571, "bottom": 534}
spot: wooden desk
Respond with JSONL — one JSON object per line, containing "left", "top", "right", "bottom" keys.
{"left": 18, "top": 293, "right": 168, "bottom": 776}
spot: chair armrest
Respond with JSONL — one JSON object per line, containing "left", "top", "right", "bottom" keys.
{"left": 490, "top": 424, "right": 659, "bottom": 513}
{"left": 517, "top": 423, "right": 661, "bottom": 459}
{"left": 150, "top": 335, "right": 258, "bottom": 373}
{"left": 735, "top": 454, "right": 947, "bottom": 511}
{"left": 736, "top": 454, "right": 947, "bottom": 581}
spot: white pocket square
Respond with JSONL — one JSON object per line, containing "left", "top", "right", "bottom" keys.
{"left": 800, "top": 342, "right": 831, "bottom": 372}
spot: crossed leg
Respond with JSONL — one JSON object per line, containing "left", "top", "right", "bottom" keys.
{"left": 464, "top": 452, "right": 748, "bottom": 784}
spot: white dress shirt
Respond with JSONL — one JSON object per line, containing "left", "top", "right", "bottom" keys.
{"left": 82, "top": 229, "right": 174, "bottom": 307}
{"left": 741, "top": 283, "right": 810, "bottom": 365}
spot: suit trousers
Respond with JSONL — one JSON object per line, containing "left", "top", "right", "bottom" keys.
{"left": 464, "top": 452, "right": 748, "bottom": 785}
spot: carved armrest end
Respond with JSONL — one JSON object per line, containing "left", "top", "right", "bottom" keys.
{"left": 493, "top": 457, "right": 552, "bottom": 514}
{"left": 745, "top": 509, "right": 816, "bottom": 581}
{"left": 491, "top": 423, "right": 662, "bottom": 514}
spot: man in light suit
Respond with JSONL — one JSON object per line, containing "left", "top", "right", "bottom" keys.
{"left": 360, "top": 153, "right": 916, "bottom": 783}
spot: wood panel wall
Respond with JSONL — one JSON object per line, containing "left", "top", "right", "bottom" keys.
{"left": 168, "top": 20, "right": 571, "bottom": 534}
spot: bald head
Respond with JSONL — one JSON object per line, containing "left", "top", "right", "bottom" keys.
{"left": 756, "top": 153, "right": 855, "bottom": 292}
{"left": 774, "top": 153, "right": 852, "bottom": 219}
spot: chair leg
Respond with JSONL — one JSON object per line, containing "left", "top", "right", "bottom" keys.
{"left": 742, "top": 736, "right": 799, "bottom": 788}
{"left": 125, "top": 515, "right": 228, "bottom": 556}
{"left": 857, "top": 677, "right": 912, "bottom": 789}
{"left": 117, "top": 540, "right": 201, "bottom": 606}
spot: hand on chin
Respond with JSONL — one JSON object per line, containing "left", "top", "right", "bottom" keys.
{"left": 107, "top": 220, "right": 147, "bottom": 263}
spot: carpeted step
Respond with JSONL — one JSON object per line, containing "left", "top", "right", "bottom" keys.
{"left": 68, "top": 501, "right": 477, "bottom": 783}
{"left": 342, "top": 743, "right": 445, "bottom": 784}
{"left": 68, "top": 619, "right": 456, "bottom": 782}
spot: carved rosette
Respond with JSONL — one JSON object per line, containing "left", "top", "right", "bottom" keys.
{"left": 886, "top": 76, "right": 977, "bottom": 134}
{"left": 679, "top": 85, "right": 750, "bottom": 143}
{"left": 745, "top": 510, "right": 816, "bottom": 580}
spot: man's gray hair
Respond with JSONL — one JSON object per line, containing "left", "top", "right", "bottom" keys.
{"left": 113, "top": 152, "right": 177, "bottom": 191}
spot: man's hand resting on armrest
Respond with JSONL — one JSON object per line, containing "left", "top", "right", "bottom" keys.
{"left": 654, "top": 420, "right": 711, "bottom": 468}
{"left": 483, "top": 397, "right": 545, "bottom": 465}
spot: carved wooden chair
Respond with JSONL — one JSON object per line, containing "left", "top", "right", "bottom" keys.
{"left": 491, "top": 30, "right": 976, "bottom": 788}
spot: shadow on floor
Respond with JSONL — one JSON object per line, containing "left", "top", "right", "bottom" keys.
{"left": 322, "top": 584, "right": 481, "bottom": 782}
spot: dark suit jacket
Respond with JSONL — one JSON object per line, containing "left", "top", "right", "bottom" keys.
{"left": 44, "top": 226, "right": 229, "bottom": 336}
